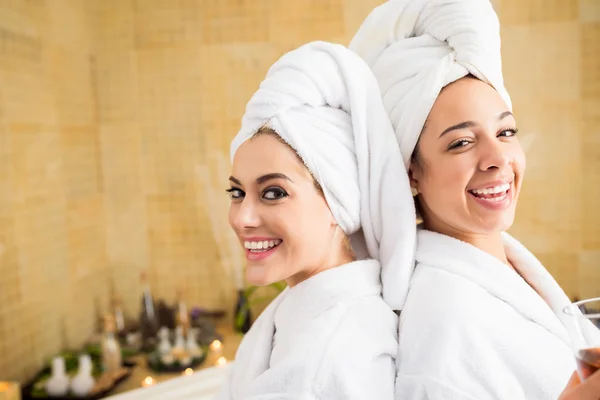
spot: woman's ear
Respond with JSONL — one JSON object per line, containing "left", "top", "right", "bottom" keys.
{"left": 408, "top": 164, "right": 420, "bottom": 197}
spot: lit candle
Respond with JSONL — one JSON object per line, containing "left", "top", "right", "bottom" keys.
{"left": 216, "top": 356, "right": 227, "bottom": 366}
{"left": 182, "top": 368, "right": 194, "bottom": 376}
{"left": 210, "top": 339, "right": 223, "bottom": 362}
{"left": 141, "top": 376, "right": 156, "bottom": 388}
{"left": 0, "top": 382, "right": 21, "bottom": 400}
{"left": 209, "top": 340, "right": 222, "bottom": 352}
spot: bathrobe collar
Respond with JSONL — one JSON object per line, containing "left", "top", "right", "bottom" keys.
{"left": 416, "top": 229, "right": 572, "bottom": 348}
{"left": 232, "top": 259, "right": 382, "bottom": 398}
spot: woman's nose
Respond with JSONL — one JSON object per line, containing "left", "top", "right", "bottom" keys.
{"left": 230, "top": 197, "right": 261, "bottom": 231}
{"left": 478, "top": 137, "right": 512, "bottom": 171}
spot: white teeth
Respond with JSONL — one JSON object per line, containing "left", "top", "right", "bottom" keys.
{"left": 490, "top": 193, "right": 507, "bottom": 202}
{"left": 244, "top": 239, "right": 282, "bottom": 251}
{"left": 474, "top": 192, "right": 507, "bottom": 202}
{"left": 470, "top": 183, "right": 510, "bottom": 195}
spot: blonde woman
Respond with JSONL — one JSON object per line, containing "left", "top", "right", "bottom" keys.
{"left": 216, "top": 40, "right": 416, "bottom": 399}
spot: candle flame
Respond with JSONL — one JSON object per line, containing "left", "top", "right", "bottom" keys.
{"left": 142, "top": 376, "right": 156, "bottom": 387}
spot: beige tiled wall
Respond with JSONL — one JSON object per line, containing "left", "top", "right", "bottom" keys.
{"left": 0, "top": 0, "right": 108, "bottom": 380}
{"left": 0, "top": 0, "right": 598, "bottom": 383}
{"left": 499, "top": 2, "right": 600, "bottom": 299}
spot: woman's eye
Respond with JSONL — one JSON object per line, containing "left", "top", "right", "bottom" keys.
{"left": 448, "top": 139, "right": 471, "bottom": 150}
{"left": 226, "top": 188, "right": 244, "bottom": 199}
{"left": 263, "top": 187, "right": 288, "bottom": 200}
{"left": 498, "top": 128, "right": 519, "bottom": 138}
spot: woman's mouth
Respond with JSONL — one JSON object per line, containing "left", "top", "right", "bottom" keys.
{"left": 243, "top": 239, "right": 282, "bottom": 261}
{"left": 468, "top": 182, "right": 512, "bottom": 210}
{"left": 468, "top": 183, "right": 510, "bottom": 202}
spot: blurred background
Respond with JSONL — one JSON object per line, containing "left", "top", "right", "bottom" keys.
{"left": 0, "top": 0, "right": 598, "bottom": 393}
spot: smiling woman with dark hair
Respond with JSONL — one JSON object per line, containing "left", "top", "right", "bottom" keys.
{"left": 350, "top": 0, "right": 600, "bottom": 399}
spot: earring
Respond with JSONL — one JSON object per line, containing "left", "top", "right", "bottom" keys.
{"left": 411, "top": 186, "right": 419, "bottom": 197}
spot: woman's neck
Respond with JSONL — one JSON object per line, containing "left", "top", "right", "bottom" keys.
{"left": 459, "top": 232, "right": 508, "bottom": 265}
{"left": 286, "top": 252, "right": 355, "bottom": 288}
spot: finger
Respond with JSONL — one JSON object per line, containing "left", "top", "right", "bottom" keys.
{"left": 574, "top": 370, "right": 600, "bottom": 400}
{"left": 565, "top": 371, "right": 581, "bottom": 390}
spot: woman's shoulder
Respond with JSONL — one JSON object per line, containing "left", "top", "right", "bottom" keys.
{"left": 340, "top": 294, "right": 398, "bottom": 336}
{"left": 317, "top": 295, "right": 398, "bottom": 362}
{"left": 400, "top": 262, "right": 491, "bottom": 335}
{"left": 409, "top": 261, "right": 481, "bottom": 305}
{"left": 309, "top": 298, "right": 397, "bottom": 399}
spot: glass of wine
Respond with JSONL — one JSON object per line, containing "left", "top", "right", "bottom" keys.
{"left": 564, "top": 297, "right": 600, "bottom": 381}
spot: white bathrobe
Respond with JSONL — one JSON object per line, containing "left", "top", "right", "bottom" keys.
{"left": 216, "top": 260, "right": 398, "bottom": 399}
{"left": 218, "top": 41, "right": 411, "bottom": 399}
{"left": 396, "top": 229, "right": 576, "bottom": 399}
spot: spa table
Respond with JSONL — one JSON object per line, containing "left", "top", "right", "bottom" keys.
{"left": 104, "top": 325, "right": 242, "bottom": 400}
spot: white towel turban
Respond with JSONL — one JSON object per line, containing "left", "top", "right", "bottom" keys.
{"left": 349, "top": 0, "right": 511, "bottom": 168}
{"left": 230, "top": 41, "right": 416, "bottom": 311}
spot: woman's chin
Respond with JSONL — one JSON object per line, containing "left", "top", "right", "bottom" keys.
{"left": 245, "top": 265, "right": 280, "bottom": 287}
{"left": 472, "top": 210, "right": 516, "bottom": 234}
